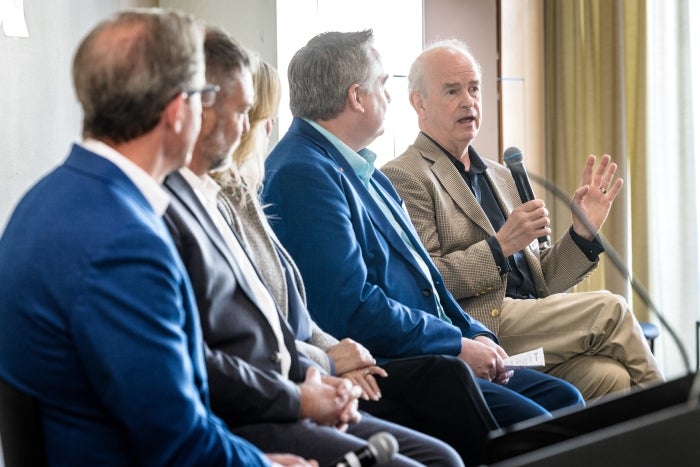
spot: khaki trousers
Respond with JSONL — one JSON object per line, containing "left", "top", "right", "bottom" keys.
{"left": 498, "top": 291, "right": 665, "bottom": 400}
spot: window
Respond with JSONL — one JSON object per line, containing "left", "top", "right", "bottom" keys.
{"left": 647, "top": 0, "right": 700, "bottom": 375}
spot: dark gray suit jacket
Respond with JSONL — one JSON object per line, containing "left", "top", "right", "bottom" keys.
{"left": 163, "top": 171, "right": 316, "bottom": 427}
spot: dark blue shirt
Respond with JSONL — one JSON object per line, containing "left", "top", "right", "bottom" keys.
{"left": 424, "top": 134, "right": 604, "bottom": 299}
{"left": 442, "top": 143, "right": 538, "bottom": 299}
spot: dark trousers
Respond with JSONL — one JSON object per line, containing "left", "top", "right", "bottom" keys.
{"left": 359, "top": 355, "right": 496, "bottom": 466}
{"left": 479, "top": 367, "right": 585, "bottom": 428}
{"left": 232, "top": 411, "right": 462, "bottom": 467}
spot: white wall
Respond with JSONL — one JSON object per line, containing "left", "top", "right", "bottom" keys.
{"left": 160, "top": 0, "right": 277, "bottom": 66}
{"left": 0, "top": 0, "right": 155, "bottom": 230}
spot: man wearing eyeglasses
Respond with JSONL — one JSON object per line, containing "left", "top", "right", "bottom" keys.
{"left": 162, "top": 26, "right": 461, "bottom": 467}
{"left": 0, "top": 9, "right": 312, "bottom": 467}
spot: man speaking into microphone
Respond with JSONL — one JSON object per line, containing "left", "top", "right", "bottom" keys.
{"left": 381, "top": 38, "right": 664, "bottom": 400}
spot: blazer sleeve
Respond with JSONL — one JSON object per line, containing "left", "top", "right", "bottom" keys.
{"left": 73, "top": 226, "right": 269, "bottom": 466}
{"left": 202, "top": 342, "right": 305, "bottom": 426}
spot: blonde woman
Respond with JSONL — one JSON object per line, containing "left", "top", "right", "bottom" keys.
{"left": 231, "top": 58, "right": 281, "bottom": 192}
{"left": 214, "top": 59, "right": 387, "bottom": 396}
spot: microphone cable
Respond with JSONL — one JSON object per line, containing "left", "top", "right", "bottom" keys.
{"left": 522, "top": 169, "right": 693, "bottom": 384}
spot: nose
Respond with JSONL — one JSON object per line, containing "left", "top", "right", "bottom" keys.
{"left": 463, "top": 92, "right": 475, "bottom": 109}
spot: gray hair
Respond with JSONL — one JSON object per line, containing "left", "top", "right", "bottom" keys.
{"left": 288, "top": 29, "right": 377, "bottom": 121}
{"left": 408, "top": 38, "right": 482, "bottom": 96}
{"left": 73, "top": 8, "right": 205, "bottom": 143}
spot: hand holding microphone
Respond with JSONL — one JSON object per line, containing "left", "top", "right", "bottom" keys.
{"left": 502, "top": 147, "right": 551, "bottom": 252}
{"left": 504, "top": 147, "right": 623, "bottom": 243}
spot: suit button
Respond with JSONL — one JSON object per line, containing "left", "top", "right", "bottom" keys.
{"left": 269, "top": 351, "right": 281, "bottom": 364}
{"left": 422, "top": 288, "right": 432, "bottom": 297}
{"left": 491, "top": 309, "right": 500, "bottom": 318}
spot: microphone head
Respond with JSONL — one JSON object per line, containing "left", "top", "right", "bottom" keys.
{"left": 367, "top": 432, "right": 399, "bottom": 464}
{"left": 503, "top": 146, "right": 523, "bottom": 168}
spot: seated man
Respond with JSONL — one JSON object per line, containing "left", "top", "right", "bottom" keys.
{"left": 380, "top": 38, "right": 664, "bottom": 400}
{"left": 262, "top": 29, "right": 585, "bottom": 433}
{"left": 0, "top": 9, "right": 306, "bottom": 466}
{"left": 162, "top": 26, "right": 462, "bottom": 467}
{"left": 213, "top": 57, "right": 502, "bottom": 465}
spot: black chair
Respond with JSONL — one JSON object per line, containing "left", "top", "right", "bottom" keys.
{"left": 0, "top": 378, "right": 45, "bottom": 467}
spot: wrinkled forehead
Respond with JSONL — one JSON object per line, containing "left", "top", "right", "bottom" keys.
{"left": 427, "top": 47, "right": 480, "bottom": 83}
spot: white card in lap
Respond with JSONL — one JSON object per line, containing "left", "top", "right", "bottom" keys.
{"left": 503, "top": 347, "right": 545, "bottom": 370}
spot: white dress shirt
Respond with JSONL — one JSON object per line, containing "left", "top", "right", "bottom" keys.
{"left": 179, "top": 168, "right": 292, "bottom": 378}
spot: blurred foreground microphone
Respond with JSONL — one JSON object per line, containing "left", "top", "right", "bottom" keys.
{"left": 332, "top": 432, "right": 398, "bottom": 467}
{"left": 503, "top": 146, "right": 551, "bottom": 249}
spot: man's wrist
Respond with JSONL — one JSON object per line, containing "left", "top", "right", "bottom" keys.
{"left": 569, "top": 226, "right": 604, "bottom": 261}
{"left": 486, "top": 236, "right": 510, "bottom": 274}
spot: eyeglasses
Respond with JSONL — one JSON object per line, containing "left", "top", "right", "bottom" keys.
{"left": 184, "top": 83, "right": 220, "bottom": 108}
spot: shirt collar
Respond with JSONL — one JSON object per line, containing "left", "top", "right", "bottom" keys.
{"left": 421, "top": 133, "right": 486, "bottom": 175}
{"left": 81, "top": 138, "right": 170, "bottom": 216}
{"left": 305, "top": 119, "right": 377, "bottom": 185}
{"left": 178, "top": 167, "right": 221, "bottom": 207}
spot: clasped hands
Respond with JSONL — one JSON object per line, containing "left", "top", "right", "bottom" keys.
{"left": 298, "top": 337, "right": 389, "bottom": 431}
{"left": 327, "top": 338, "right": 387, "bottom": 402}
{"left": 299, "top": 367, "right": 362, "bottom": 431}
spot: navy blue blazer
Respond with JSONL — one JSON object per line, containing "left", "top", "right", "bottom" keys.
{"left": 263, "top": 119, "right": 496, "bottom": 362}
{"left": 0, "top": 144, "right": 267, "bottom": 466}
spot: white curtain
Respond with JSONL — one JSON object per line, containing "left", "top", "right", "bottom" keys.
{"left": 647, "top": 0, "right": 699, "bottom": 378}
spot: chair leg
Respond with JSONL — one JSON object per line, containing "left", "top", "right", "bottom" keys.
{"left": 640, "top": 322, "right": 660, "bottom": 354}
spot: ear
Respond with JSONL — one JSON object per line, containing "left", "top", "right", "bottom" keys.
{"left": 347, "top": 84, "right": 364, "bottom": 113}
{"left": 409, "top": 90, "right": 425, "bottom": 118}
{"left": 163, "top": 93, "right": 186, "bottom": 134}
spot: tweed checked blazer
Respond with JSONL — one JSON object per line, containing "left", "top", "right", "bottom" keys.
{"left": 381, "top": 133, "right": 598, "bottom": 334}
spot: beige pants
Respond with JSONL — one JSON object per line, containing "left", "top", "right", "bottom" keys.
{"left": 498, "top": 291, "right": 665, "bottom": 400}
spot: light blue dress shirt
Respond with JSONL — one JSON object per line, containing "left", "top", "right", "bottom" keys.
{"left": 305, "top": 120, "right": 450, "bottom": 323}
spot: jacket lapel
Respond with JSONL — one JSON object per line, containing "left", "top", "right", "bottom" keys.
{"left": 417, "top": 135, "right": 495, "bottom": 236}
{"left": 164, "top": 172, "right": 269, "bottom": 309}
{"left": 164, "top": 172, "right": 304, "bottom": 378}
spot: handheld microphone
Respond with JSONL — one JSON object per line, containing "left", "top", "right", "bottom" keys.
{"left": 503, "top": 146, "right": 551, "bottom": 250}
{"left": 331, "top": 432, "right": 398, "bottom": 467}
